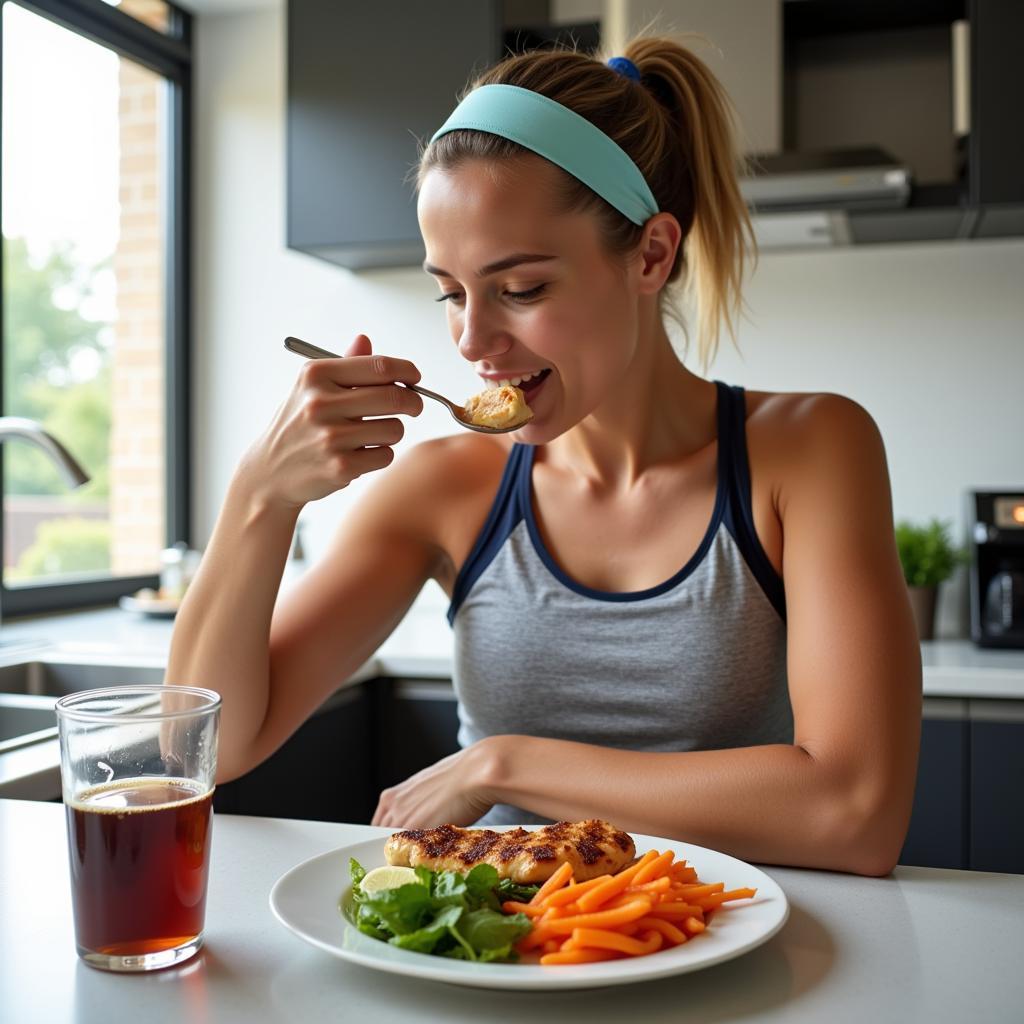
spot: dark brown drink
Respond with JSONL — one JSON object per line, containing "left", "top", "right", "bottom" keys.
{"left": 65, "top": 778, "right": 214, "bottom": 957}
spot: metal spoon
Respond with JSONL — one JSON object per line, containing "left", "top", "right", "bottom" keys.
{"left": 283, "top": 336, "right": 527, "bottom": 434}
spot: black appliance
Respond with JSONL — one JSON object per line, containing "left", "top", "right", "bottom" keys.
{"left": 969, "top": 491, "right": 1024, "bottom": 649}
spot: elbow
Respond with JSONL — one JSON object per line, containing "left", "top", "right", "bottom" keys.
{"left": 814, "top": 767, "right": 914, "bottom": 877}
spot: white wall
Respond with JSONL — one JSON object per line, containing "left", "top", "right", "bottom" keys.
{"left": 194, "top": 7, "right": 1024, "bottom": 636}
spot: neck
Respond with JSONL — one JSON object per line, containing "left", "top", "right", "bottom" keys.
{"left": 547, "top": 305, "right": 719, "bottom": 492}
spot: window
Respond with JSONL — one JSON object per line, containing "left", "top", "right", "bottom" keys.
{"left": 0, "top": 0, "right": 190, "bottom": 615}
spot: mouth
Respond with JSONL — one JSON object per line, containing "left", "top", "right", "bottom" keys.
{"left": 484, "top": 368, "right": 552, "bottom": 404}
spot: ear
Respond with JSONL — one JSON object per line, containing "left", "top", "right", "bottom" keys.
{"left": 635, "top": 213, "right": 682, "bottom": 295}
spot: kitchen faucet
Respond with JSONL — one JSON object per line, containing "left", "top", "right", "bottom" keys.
{"left": 0, "top": 418, "right": 89, "bottom": 638}
{"left": 0, "top": 417, "right": 90, "bottom": 488}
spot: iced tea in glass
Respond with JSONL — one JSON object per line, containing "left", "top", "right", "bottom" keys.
{"left": 56, "top": 685, "right": 220, "bottom": 972}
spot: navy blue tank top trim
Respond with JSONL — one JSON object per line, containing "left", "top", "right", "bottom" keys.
{"left": 720, "top": 385, "right": 787, "bottom": 620}
{"left": 447, "top": 381, "right": 786, "bottom": 624}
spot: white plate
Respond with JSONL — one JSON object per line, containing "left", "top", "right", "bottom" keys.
{"left": 119, "top": 595, "right": 179, "bottom": 618}
{"left": 269, "top": 828, "right": 789, "bottom": 991}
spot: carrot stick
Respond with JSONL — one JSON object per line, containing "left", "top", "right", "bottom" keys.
{"left": 544, "top": 898, "right": 652, "bottom": 935}
{"left": 501, "top": 900, "right": 547, "bottom": 918}
{"left": 541, "top": 939, "right": 560, "bottom": 955}
{"left": 538, "top": 875, "right": 610, "bottom": 909}
{"left": 632, "top": 850, "right": 674, "bottom": 885}
{"left": 540, "top": 948, "right": 621, "bottom": 965}
{"left": 575, "top": 851, "right": 659, "bottom": 912}
{"left": 626, "top": 876, "right": 672, "bottom": 896}
{"left": 567, "top": 927, "right": 663, "bottom": 957}
{"left": 698, "top": 887, "right": 758, "bottom": 908}
{"left": 650, "top": 901, "right": 705, "bottom": 917}
{"left": 529, "top": 861, "right": 574, "bottom": 905}
{"left": 676, "top": 882, "right": 724, "bottom": 898}
{"left": 682, "top": 916, "right": 706, "bottom": 936}
{"left": 636, "top": 916, "right": 688, "bottom": 945}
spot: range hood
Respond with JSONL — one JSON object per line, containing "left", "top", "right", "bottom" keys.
{"left": 741, "top": 147, "right": 912, "bottom": 211}
{"left": 740, "top": 147, "right": 914, "bottom": 249}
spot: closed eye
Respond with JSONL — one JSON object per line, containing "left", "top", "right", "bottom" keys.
{"left": 506, "top": 284, "right": 546, "bottom": 303}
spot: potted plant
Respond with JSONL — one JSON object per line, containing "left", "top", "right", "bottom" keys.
{"left": 895, "top": 518, "right": 964, "bottom": 641}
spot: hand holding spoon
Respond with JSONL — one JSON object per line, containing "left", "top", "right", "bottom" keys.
{"left": 283, "top": 337, "right": 531, "bottom": 434}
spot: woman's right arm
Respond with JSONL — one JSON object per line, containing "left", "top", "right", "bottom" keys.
{"left": 165, "top": 336, "right": 429, "bottom": 781}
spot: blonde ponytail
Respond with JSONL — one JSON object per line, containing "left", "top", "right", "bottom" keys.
{"left": 421, "top": 35, "right": 754, "bottom": 369}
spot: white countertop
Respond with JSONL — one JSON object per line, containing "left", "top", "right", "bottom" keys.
{"left": 4, "top": 595, "right": 1024, "bottom": 695}
{"left": 2, "top": 799, "right": 1022, "bottom": 1023}
{"left": 2, "top": 597, "right": 1024, "bottom": 801}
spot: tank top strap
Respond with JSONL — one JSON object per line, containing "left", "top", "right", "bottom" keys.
{"left": 716, "top": 382, "right": 787, "bottom": 620}
{"left": 447, "top": 443, "right": 532, "bottom": 625}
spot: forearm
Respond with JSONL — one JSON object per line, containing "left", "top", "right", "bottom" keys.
{"left": 483, "top": 736, "right": 907, "bottom": 876}
{"left": 165, "top": 465, "right": 299, "bottom": 780}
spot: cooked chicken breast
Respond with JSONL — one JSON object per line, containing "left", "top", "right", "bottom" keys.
{"left": 384, "top": 819, "right": 636, "bottom": 884}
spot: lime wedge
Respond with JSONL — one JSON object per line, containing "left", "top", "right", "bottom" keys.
{"left": 359, "top": 865, "right": 422, "bottom": 895}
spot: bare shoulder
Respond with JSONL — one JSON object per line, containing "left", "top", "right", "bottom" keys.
{"left": 745, "top": 389, "right": 881, "bottom": 446}
{"left": 742, "top": 388, "right": 889, "bottom": 516}
{"left": 345, "top": 431, "right": 511, "bottom": 582}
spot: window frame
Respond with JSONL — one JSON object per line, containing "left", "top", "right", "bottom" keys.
{"left": 0, "top": 0, "right": 191, "bottom": 616}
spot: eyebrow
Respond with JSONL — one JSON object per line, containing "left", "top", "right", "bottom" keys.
{"left": 422, "top": 253, "right": 557, "bottom": 279}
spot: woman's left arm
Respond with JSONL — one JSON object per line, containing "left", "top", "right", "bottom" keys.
{"left": 373, "top": 395, "right": 922, "bottom": 876}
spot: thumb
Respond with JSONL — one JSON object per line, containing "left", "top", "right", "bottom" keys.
{"left": 344, "top": 334, "right": 372, "bottom": 357}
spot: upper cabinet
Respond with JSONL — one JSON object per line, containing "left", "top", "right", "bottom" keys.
{"left": 287, "top": 0, "right": 1024, "bottom": 267}
{"left": 287, "top": 0, "right": 502, "bottom": 269}
{"left": 286, "top": 0, "right": 599, "bottom": 270}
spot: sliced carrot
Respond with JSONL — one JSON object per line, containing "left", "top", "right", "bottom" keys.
{"left": 635, "top": 916, "right": 688, "bottom": 945}
{"left": 650, "top": 901, "right": 704, "bottom": 917}
{"left": 540, "top": 948, "right": 621, "bottom": 965}
{"left": 626, "top": 876, "right": 672, "bottom": 896}
{"left": 544, "top": 898, "right": 652, "bottom": 935}
{"left": 682, "top": 916, "right": 706, "bottom": 936}
{"left": 632, "top": 849, "right": 674, "bottom": 885}
{"left": 538, "top": 875, "right": 610, "bottom": 909}
{"left": 529, "top": 861, "right": 574, "bottom": 905}
{"left": 698, "top": 887, "right": 758, "bottom": 909}
{"left": 676, "top": 882, "right": 724, "bottom": 898}
{"left": 500, "top": 900, "right": 547, "bottom": 918}
{"left": 575, "top": 851, "right": 659, "bottom": 912}
{"left": 568, "top": 927, "right": 662, "bottom": 957}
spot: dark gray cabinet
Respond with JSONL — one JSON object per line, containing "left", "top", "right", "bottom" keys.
{"left": 213, "top": 683, "right": 374, "bottom": 824}
{"left": 287, "top": 0, "right": 501, "bottom": 269}
{"left": 969, "top": 701, "right": 1024, "bottom": 873}
{"left": 900, "top": 699, "right": 969, "bottom": 870}
{"left": 900, "top": 696, "right": 1024, "bottom": 874}
{"left": 372, "top": 679, "right": 460, "bottom": 791}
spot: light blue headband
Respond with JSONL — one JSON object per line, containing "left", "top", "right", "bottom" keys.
{"left": 429, "top": 84, "right": 659, "bottom": 226}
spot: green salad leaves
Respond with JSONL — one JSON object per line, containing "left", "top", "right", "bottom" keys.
{"left": 346, "top": 858, "right": 539, "bottom": 962}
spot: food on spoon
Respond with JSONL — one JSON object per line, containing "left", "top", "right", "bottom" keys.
{"left": 461, "top": 384, "right": 533, "bottom": 429}
{"left": 384, "top": 820, "right": 635, "bottom": 884}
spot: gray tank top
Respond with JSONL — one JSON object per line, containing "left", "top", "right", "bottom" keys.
{"left": 448, "top": 382, "right": 791, "bottom": 827}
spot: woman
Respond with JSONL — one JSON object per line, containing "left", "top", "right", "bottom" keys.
{"left": 167, "top": 37, "right": 921, "bottom": 876}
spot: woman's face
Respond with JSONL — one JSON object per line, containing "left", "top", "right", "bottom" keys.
{"left": 417, "top": 156, "right": 644, "bottom": 443}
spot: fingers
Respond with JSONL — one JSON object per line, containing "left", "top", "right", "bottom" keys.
{"left": 303, "top": 384, "right": 423, "bottom": 421}
{"left": 300, "top": 352, "right": 421, "bottom": 389}
{"left": 344, "top": 333, "right": 372, "bottom": 357}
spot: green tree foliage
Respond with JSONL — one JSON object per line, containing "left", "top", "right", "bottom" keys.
{"left": 2, "top": 235, "right": 110, "bottom": 499}
{"left": 8, "top": 518, "right": 111, "bottom": 579}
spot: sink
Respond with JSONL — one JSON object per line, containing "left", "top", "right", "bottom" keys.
{"left": 0, "top": 659, "right": 166, "bottom": 754}
{"left": 0, "top": 695, "right": 59, "bottom": 753}
{"left": 0, "top": 659, "right": 165, "bottom": 698}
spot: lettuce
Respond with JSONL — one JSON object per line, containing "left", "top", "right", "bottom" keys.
{"left": 346, "top": 858, "right": 537, "bottom": 962}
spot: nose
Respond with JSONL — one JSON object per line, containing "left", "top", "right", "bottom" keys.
{"left": 455, "top": 299, "right": 512, "bottom": 363}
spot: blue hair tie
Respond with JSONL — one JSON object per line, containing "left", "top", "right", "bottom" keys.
{"left": 607, "top": 56, "right": 640, "bottom": 82}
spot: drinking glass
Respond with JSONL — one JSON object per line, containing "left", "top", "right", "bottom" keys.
{"left": 55, "top": 685, "right": 220, "bottom": 972}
